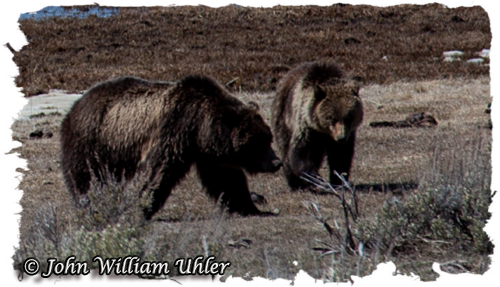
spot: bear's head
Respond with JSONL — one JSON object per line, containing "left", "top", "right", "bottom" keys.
{"left": 231, "top": 102, "right": 283, "bottom": 174}
{"left": 310, "top": 81, "right": 363, "bottom": 143}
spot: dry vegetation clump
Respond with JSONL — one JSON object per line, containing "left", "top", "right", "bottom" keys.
{"left": 352, "top": 134, "right": 492, "bottom": 280}
{"left": 12, "top": 4, "right": 490, "bottom": 96}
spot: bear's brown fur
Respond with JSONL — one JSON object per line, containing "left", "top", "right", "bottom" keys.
{"left": 60, "top": 75, "right": 282, "bottom": 219}
{"left": 271, "top": 61, "right": 363, "bottom": 190}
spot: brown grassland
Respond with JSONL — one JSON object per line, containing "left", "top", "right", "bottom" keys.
{"left": 10, "top": 3, "right": 492, "bottom": 282}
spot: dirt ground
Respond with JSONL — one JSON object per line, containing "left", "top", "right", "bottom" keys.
{"left": 8, "top": 3, "right": 493, "bottom": 283}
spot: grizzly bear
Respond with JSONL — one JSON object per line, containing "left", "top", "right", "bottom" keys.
{"left": 271, "top": 61, "right": 363, "bottom": 190}
{"left": 60, "top": 75, "right": 282, "bottom": 220}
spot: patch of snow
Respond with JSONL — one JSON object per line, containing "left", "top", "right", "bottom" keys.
{"left": 17, "top": 91, "right": 82, "bottom": 120}
{"left": 477, "top": 48, "right": 490, "bottom": 58}
{"left": 442, "top": 50, "right": 464, "bottom": 58}
{"left": 466, "top": 58, "right": 485, "bottom": 64}
{"left": 444, "top": 56, "right": 460, "bottom": 62}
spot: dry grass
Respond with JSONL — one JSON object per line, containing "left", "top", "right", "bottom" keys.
{"left": 11, "top": 4, "right": 490, "bottom": 96}
{"left": 9, "top": 3, "right": 492, "bottom": 282}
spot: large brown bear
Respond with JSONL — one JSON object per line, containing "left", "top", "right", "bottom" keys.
{"left": 271, "top": 61, "right": 363, "bottom": 190}
{"left": 60, "top": 75, "right": 282, "bottom": 220}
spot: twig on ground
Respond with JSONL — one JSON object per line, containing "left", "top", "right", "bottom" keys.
{"left": 331, "top": 171, "right": 357, "bottom": 251}
{"left": 334, "top": 170, "right": 359, "bottom": 220}
{"left": 300, "top": 173, "right": 341, "bottom": 198}
{"left": 302, "top": 170, "right": 360, "bottom": 253}
{"left": 303, "top": 201, "right": 342, "bottom": 242}
{"left": 440, "top": 260, "right": 470, "bottom": 273}
{"left": 416, "top": 235, "right": 452, "bottom": 245}
{"left": 340, "top": 189, "right": 357, "bottom": 251}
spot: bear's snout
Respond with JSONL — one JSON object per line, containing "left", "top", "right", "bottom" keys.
{"left": 330, "top": 122, "right": 348, "bottom": 143}
{"left": 272, "top": 158, "right": 283, "bottom": 171}
{"left": 263, "top": 148, "right": 283, "bottom": 173}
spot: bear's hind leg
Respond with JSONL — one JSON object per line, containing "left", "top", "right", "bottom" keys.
{"left": 64, "top": 162, "right": 92, "bottom": 206}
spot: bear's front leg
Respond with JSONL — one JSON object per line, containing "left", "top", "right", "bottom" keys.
{"left": 196, "top": 162, "right": 267, "bottom": 216}
{"left": 142, "top": 161, "right": 192, "bottom": 220}
{"left": 142, "top": 172, "right": 174, "bottom": 220}
{"left": 326, "top": 132, "right": 356, "bottom": 186}
{"left": 286, "top": 131, "right": 327, "bottom": 191}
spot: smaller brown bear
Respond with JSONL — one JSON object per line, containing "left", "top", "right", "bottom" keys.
{"left": 271, "top": 61, "right": 363, "bottom": 190}
{"left": 60, "top": 75, "right": 282, "bottom": 220}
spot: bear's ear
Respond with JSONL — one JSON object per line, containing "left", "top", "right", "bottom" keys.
{"left": 247, "top": 101, "right": 260, "bottom": 112}
{"left": 313, "top": 85, "right": 326, "bottom": 101}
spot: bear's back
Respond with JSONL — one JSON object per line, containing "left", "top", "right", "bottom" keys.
{"left": 66, "top": 77, "right": 173, "bottom": 123}
{"left": 175, "top": 75, "right": 244, "bottom": 109}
